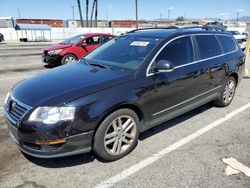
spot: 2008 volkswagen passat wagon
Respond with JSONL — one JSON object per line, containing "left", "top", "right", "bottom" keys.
{"left": 3, "top": 27, "right": 244, "bottom": 161}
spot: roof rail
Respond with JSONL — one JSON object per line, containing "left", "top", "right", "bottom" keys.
{"left": 126, "top": 25, "right": 225, "bottom": 34}
{"left": 127, "top": 26, "right": 178, "bottom": 33}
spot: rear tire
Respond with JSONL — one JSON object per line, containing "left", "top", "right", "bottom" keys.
{"left": 93, "top": 109, "right": 140, "bottom": 161}
{"left": 213, "top": 76, "right": 236, "bottom": 107}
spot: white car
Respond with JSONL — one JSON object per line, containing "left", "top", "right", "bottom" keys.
{"left": 228, "top": 30, "right": 247, "bottom": 50}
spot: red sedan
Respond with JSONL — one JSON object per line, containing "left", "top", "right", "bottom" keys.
{"left": 42, "top": 33, "right": 115, "bottom": 65}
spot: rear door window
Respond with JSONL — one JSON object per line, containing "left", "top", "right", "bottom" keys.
{"left": 217, "top": 35, "right": 237, "bottom": 53}
{"left": 156, "top": 36, "right": 194, "bottom": 66}
{"left": 195, "top": 35, "right": 222, "bottom": 59}
{"left": 101, "top": 36, "right": 114, "bottom": 44}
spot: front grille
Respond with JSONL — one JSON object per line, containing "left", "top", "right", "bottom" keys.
{"left": 5, "top": 95, "right": 31, "bottom": 127}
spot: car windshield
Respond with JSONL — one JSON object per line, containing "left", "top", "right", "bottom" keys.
{"left": 228, "top": 31, "right": 240, "bottom": 35}
{"left": 61, "top": 35, "right": 85, "bottom": 44}
{"left": 83, "top": 35, "right": 161, "bottom": 70}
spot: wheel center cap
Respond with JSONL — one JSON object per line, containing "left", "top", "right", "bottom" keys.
{"left": 118, "top": 132, "right": 122, "bottom": 139}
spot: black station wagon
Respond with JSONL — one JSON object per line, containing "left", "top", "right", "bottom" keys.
{"left": 3, "top": 27, "right": 244, "bottom": 161}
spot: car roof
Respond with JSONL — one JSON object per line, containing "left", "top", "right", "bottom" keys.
{"left": 126, "top": 27, "right": 232, "bottom": 39}
{"left": 85, "top": 33, "right": 114, "bottom": 37}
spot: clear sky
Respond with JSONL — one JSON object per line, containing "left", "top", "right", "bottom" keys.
{"left": 0, "top": 0, "right": 249, "bottom": 20}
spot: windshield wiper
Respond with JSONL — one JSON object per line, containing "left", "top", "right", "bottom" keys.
{"left": 82, "top": 59, "right": 113, "bottom": 70}
{"left": 89, "top": 63, "right": 111, "bottom": 70}
{"left": 89, "top": 62, "right": 113, "bottom": 70}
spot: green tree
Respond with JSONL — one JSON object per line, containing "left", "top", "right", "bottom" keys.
{"left": 176, "top": 16, "right": 185, "bottom": 22}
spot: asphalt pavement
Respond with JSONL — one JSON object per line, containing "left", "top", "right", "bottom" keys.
{"left": 0, "top": 43, "right": 250, "bottom": 188}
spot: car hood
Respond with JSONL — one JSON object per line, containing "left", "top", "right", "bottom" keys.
{"left": 233, "top": 35, "right": 246, "bottom": 40}
{"left": 44, "top": 43, "right": 72, "bottom": 51}
{"left": 12, "top": 62, "right": 133, "bottom": 107}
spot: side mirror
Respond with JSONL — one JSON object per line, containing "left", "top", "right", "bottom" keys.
{"left": 155, "top": 60, "right": 174, "bottom": 73}
{"left": 81, "top": 43, "right": 87, "bottom": 47}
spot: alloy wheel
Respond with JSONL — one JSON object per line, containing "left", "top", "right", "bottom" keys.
{"left": 223, "top": 79, "right": 235, "bottom": 104}
{"left": 64, "top": 56, "right": 76, "bottom": 64}
{"left": 104, "top": 115, "right": 137, "bottom": 156}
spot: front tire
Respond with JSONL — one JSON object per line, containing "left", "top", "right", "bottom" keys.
{"left": 61, "top": 54, "right": 77, "bottom": 65}
{"left": 213, "top": 76, "right": 236, "bottom": 107}
{"left": 93, "top": 109, "right": 140, "bottom": 161}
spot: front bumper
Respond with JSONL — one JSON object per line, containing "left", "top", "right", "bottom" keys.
{"left": 42, "top": 52, "right": 62, "bottom": 64}
{"left": 4, "top": 106, "right": 94, "bottom": 158}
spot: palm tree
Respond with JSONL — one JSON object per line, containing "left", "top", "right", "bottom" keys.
{"left": 95, "top": 0, "right": 98, "bottom": 27}
{"left": 90, "top": 0, "right": 95, "bottom": 27}
{"left": 90, "top": 0, "right": 98, "bottom": 27}
{"left": 77, "top": 0, "right": 84, "bottom": 27}
{"left": 86, "top": 0, "right": 89, "bottom": 27}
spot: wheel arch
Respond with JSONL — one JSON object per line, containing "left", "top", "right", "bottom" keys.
{"left": 228, "top": 72, "right": 238, "bottom": 86}
{"left": 62, "top": 53, "right": 78, "bottom": 60}
{"left": 92, "top": 103, "right": 145, "bottom": 143}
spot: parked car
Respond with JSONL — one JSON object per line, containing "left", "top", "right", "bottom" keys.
{"left": 202, "top": 21, "right": 227, "bottom": 31}
{"left": 4, "top": 27, "right": 244, "bottom": 161}
{"left": 227, "top": 30, "right": 247, "bottom": 50}
{"left": 242, "top": 32, "right": 248, "bottom": 37}
{"left": 0, "top": 33, "right": 4, "bottom": 42}
{"left": 42, "top": 33, "right": 114, "bottom": 65}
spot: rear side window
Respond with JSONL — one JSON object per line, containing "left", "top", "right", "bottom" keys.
{"left": 195, "top": 35, "right": 222, "bottom": 59}
{"left": 217, "top": 35, "right": 237, "bottom": 53}
{"left": 102, "top": 36, "right": 114, "bottom": 44}
{"left": 156, "top": 36, "right": 194, "bottom": 66}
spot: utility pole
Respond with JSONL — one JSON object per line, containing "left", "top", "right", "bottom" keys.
{"left": 77, "top": 0, "right": 84, "bottom": 27}
{"left": 135, "top": 0, "right": 138, "bottom": 28}
{"left": 17, "top": 6, "right": 21, "bottom": 19}
{"left": 71, "top": 6, "right": 75, "bottom": 20}
{"left": 236, "top": 9, "right": 243, "bottom": 22}
{"left": 86, "top": 0, "right": 89, "bottom": 27}
{"left": 106, "top": 7, "right": 109, "bottom": 27}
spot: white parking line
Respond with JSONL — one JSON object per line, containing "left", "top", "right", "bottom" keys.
{"left": 223, "top": 157, "right": 250, "bottom": 177}
{"left": 94, "top": 102, "right": 250, "bottom": 188}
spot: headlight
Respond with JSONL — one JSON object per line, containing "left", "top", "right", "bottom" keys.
{"left": 4, "top": 92, "right": 10, "bottom": 105}
{"left": 28, "top": 107, "right": 75, "bottom": 124}
{"left": 48, "top": 49, "right": 64, "bottom": 55}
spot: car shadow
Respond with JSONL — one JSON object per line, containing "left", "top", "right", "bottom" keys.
{"left": 139, "top": 103, "right": 213, "bottom": 140}
{"left": 24, "top": 103, "right": 213, "bottom": 168}
{"left": 23, "top": 152, "right": 96, "bottom": 168}
{"left": 44, "top": 64, "right": 60, "bottom": 69}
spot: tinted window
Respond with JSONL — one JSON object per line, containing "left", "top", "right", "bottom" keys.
{"left": 156, "top": 36, "right": 194, "bottom": 66}
{"left": 195, "top": 35, "right": 222, "bottom": 59}
{"left": 228, "top": 31, "right": 240, "bottom": 35}
{"left": 217, "top": 35, "right": 237, "bottom": 53}
{"left": 84, "top": 36, "right": 100, "bottom": 45}
{"left": 102, "top": 36, "right": 114, "bottom": 44}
